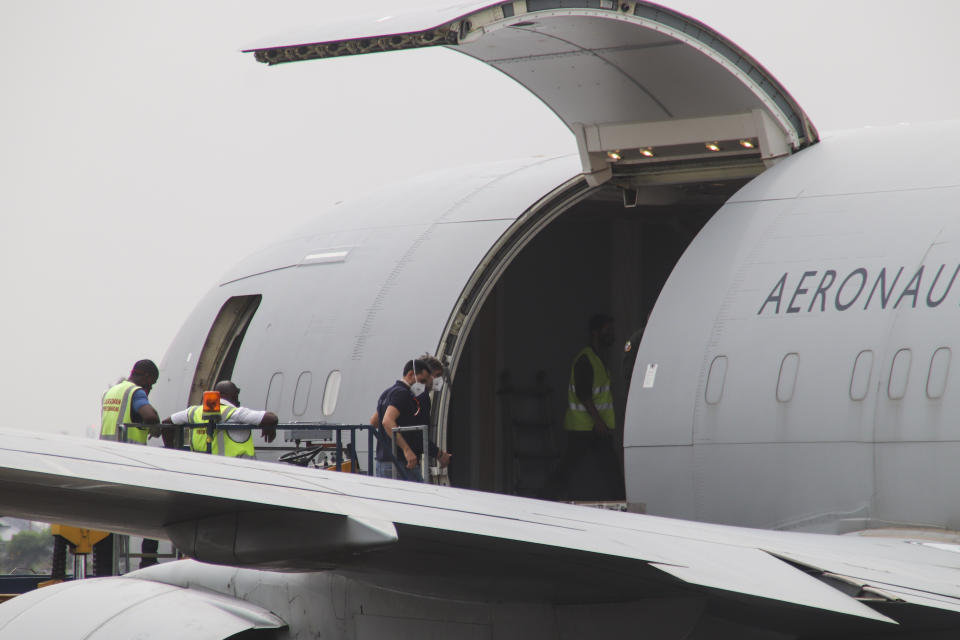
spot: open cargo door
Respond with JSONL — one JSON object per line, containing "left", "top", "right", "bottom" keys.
{"left": 242, "top": 2, "right": 819, "bottom": 498}
{"left": 246, "top": 1, "right": 817, "bottom": 186}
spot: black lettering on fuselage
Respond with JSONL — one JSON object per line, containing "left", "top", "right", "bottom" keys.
{"left": 758, "top": 273, "right": 788, "bottom": 315}
{"left": 759, "top": 264, "right": 960, "bottom": 313}
{"left": 836, "top": 268, "right": 868, "bottom": 311}
{"left": 895, "top": 266, "right": 924, "bottom": 308}
{"left": 863, "top": 267, "right": 903, "bottom": 310}
{"left": 927, "top": 264, "right": 960, "bottom": 307}
{"left": 808, "top": 270, "right": 837, "bottom": 312}
{"left": 787, "top": 271, "right": 817, "bottom": 313}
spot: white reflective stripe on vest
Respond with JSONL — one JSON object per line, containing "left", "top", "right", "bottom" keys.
{"left": 568, "top": 402, "right": 615, "bottom": 412}
{"left": 569, "top": 384, "right": 611, "bottom": 396}
{"left": 101, "top": 382, "right": 138, "bottom": 441}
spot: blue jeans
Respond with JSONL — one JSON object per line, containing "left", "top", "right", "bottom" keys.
{"left": 376, "top": 460, "right": 423, "bottom": 482}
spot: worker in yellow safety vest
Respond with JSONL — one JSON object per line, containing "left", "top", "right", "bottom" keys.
{"left": 540, "top": 314, "right": 625, "bottom": 501}
{"left": 162, "top": 380, "right": 278, "bottom": 458}
{"left": 97, "top": 358, "right": 162, "bottom": 572}
{"left": 100, "top": 359, "right": 160, "bottom": 443}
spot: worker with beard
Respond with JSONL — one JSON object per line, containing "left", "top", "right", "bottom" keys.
{"left": 540, "top": 314, "right": 625, "bottom": 501}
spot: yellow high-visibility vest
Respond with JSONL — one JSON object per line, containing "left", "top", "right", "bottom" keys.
{"left": 563, "top": 347, "right": 616, "bottom": 432}
{"left": 186, "top": 404, "right": 255, "bottom": 458}
{"left": 100, "top": 381, "right": 150, "bottom": 444}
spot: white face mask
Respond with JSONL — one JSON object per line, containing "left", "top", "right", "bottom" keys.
{"left": 409, "top": 357, "right": 426, "bottom": 396}
{"left": 432, "top": 377, "right": 444, "bottom": 392}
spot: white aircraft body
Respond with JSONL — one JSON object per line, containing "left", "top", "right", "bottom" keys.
{"left": 2, "top": 1, "right": 960, "bottom": 638}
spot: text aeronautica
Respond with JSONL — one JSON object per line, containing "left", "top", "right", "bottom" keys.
{"left": 758, "top": 264, "right": 960, "bottom": 315}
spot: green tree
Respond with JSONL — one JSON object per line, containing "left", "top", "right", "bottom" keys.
{"left": 1, "top": 528, "right": 53, "bottom": 574}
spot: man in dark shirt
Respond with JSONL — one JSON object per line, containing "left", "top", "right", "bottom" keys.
{"left": 373, "top": 358, "right": 450, "bottom": 481}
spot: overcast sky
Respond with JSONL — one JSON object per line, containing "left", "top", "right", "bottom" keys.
{"left": 2, "top": 1, "right": 959, "bottom": 437}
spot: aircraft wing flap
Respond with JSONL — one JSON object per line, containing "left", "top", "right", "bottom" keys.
{"left": 648, "top": 544, "right": 895, "bottom": 623}
{"left": 767, "top": 547, "right": 960, "bottom": 614}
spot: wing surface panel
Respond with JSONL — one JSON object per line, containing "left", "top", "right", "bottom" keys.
{"left": 4, "top": 428, "right": 960, "bottom": 626}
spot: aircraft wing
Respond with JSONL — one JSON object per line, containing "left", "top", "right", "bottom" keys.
{"left": 2, "top": 428, "right": 960, "bottom": 634}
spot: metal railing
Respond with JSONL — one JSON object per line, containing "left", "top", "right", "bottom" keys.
{"left": 117, "top": 421, "right": 432, "bottom": 481}
{"left": 273, "top": 423, "right": 375, "bottom": 474}
{"left": 388, "top": 425, "right": 430, "bottom": 482}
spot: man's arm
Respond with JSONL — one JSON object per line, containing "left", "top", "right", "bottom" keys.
{"left": 227, "top": 406, "right": 278, "bottom": 443}
{"left": 130, "top": 390, "right": 159, "bottom": 426}
{"left": 382, "top": 405, "right": 417, "bottom": 469}
{"left": 159, "top": 409, "right": 189, "bottom": 448}
{"left": 139, "top": 405, "right": 161, "bottom": 439}
{"left": 259, "top": 411, "right": 278, "bottom": 443}
{"left": 138, "top": 404, "right": 159, "bottom": 425}
{"left": 574, "top": 355, "right": 610, "bottom": 436}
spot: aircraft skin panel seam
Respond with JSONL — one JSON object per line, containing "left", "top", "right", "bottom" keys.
{"left": 437, "top": 177, "right": 590, "bottom": 365}
{"left": 631, "top": 3, "right": 809, "bottom": 141}
{"left": 478, "top": 39, "right": 682, "bottom": 64}
{"left": 732, "top": 182, "right": 960, "bottom": 205}
{"left": 79, "top": 582, "right": 186, "bottom": 639}
{"left": 247, "top": 2, "right": 815, "bottom": 147}
{"left": 350, "top": 155, "right": 567, "bottom": 362}
{"left": 497, "top": 25, "right": 674, "bottom": 118}
{"left": 219, "top": 264, "right": 296, "bottom": 287}
{"left": 471, "top": 6, "right": 812, "bottom": 145}
{"left": 689, "top": 195, "right": 802, "bottom": 519}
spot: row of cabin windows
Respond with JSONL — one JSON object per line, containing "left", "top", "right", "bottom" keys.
{"left": 265, "top": 370, "right": 342, "bottom": 418}
{"left": 705, "top": 347, "right": 953, "bottom": 404}
{"left": 211, "top": 296, "right": 344, "bottom": 419}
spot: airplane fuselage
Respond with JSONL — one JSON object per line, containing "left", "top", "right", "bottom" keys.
{"left": 627, "top": 121, "right": 960, "bottom": 533}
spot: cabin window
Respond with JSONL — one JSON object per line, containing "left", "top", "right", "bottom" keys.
{"left": 266, "top": 372, "right": 284, "bottom": 414}
{"left": 705, "top": 356, "right": 728, "bottom": 405}
{"left": 888, "top": 348, "right": 912, "bottom": 400}
{"left": 776, "top": 353, "right": 799, "bottom": 402}
{"left": 322, "top": 370, "right": 342, "bottom": 416}
{"left": 293, "top": 371, "right": 313, "bottom": 416}
{"left": 927, "top": 347, "right": 951, "bottom": 399}
{"left": 849, "top": 350, "right": 873, "bottom": 401}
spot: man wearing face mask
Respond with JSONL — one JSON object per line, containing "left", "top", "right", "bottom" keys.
{"left": 413, "top": 354, "right": 450, "bottom": 456}
{"left": 372, "top": 358, "right": 450, "bottom": 481}
{"left": 540, "top": 314, "right": 625, "bottom": 500}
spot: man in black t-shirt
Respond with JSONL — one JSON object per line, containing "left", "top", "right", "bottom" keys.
{"left": 372, "top": 358, "right": 450, "bottom": 481}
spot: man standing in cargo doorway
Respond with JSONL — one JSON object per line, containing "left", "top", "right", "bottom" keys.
{"left": 372, "top": 358, "right": 451, "bottom": 482}
{"left": 540, "top": 315, "right": 626, "bottom": 501}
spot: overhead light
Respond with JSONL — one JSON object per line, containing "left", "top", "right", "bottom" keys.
{"left": 739, "top": 139, "right": 755, "bottom": 149}
{"left": 607, "top": 150, "right": 621, "bottom": 161}
{"left": 705, "top": 142, "right": 721, "bottom": 152}
{"left": 640, "top": 148, "right": 655, "bottom": 158}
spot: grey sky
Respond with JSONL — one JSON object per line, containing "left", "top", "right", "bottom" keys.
{"left": 2, "top": 1, "right": 958, "bottom": 436}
